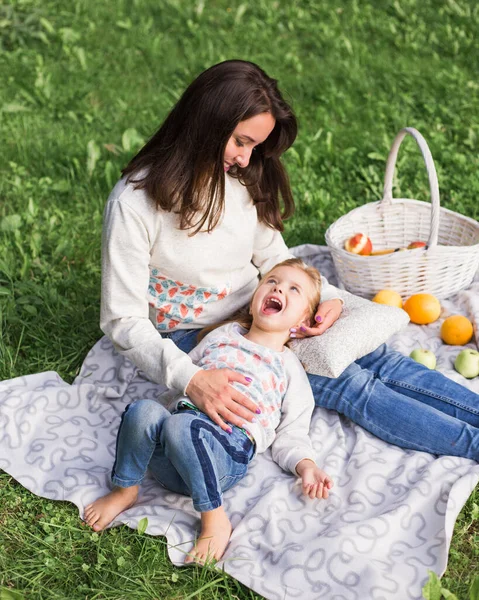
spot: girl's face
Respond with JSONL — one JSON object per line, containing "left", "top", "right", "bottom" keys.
{"left": 250, "top": 265, "right": 314, "bottom": 335}
{"left": 224, "top": 112, "right": 276, "bottom": 172}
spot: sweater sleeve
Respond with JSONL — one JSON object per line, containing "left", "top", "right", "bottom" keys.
{"left": 251, "top": 222, "right": 292, "bottom": 276}
{"left": 270, "top": 351, "right": 317, "bottom": 475}
{"left": 100, "top": 199, "right": 200, "bottom": 392}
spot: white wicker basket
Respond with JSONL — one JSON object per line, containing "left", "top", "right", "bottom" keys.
{"left": 325, "top": 127, "right": 479, "bottom": 299}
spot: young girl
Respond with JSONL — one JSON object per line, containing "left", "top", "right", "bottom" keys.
{"left": 85, "top": 259, "right": 334, "bottom": 563}
{"left": 101, "top": 59, "right": 479, "bottom": 470}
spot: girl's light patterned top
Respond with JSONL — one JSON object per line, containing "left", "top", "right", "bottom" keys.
{"left": 148, "top": 270, "right": 231, "bottom": 331}
{"left": 175, "top": 323, "right": 316, "bottom": 474}
{"left": 196, "top": 325, "right": 286, "bottom": 449}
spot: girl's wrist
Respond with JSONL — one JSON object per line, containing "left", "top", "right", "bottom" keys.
{"left": 295, "top": 458, "right": 316, "bottom": 475}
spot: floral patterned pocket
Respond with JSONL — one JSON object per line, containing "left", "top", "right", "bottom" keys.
{"left": 149, "top": 270, "right": 231, "bottom": 330}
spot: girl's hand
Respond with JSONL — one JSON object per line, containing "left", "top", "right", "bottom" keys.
{"left": 296, "top": 459, "right": 334, "bottom": 500}
{"left": 290, "top": 298, "right": 343, "bottom": 339}
{"left": 185, "top": 368, "right": 259, "bottom": 433}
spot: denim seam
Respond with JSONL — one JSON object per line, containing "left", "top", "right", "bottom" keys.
{"left": 323, "top": 385, "right": 440, "bottom": 455}
{"left": 112, "top": 402, "right": 161, "bottom": 486}
{"left": 111, "top": 474, "right": 144, "bottom": 487}
{"left": 349, "top": 405, "right": 436, "bottom": 454}
{"left": 194, "top": 497, "right": 223, "bottom": 511}
{"left": 383, "top": 378, "right": 479, "bottom": 415}
{"left": 219, "top": 473, "right": 244, "bottom": 483}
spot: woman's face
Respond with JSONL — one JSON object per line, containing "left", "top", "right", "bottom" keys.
{"left": 224, "top": 112, "right": 276, "bottom": 172}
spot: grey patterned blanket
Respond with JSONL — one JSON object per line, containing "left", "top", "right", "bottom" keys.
{"left": 1, "top": 245, "right": 478, "bottom": 600}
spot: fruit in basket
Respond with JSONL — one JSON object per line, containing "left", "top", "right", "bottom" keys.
{"left": 454, "top": 349, "right": 479, "bottom": 379}
{"left": 440, "top": 315, "right": 474, "bottom": 346}
{"left": 403, "top": 293, "right": 441, "bottom": 325}
{"left": 370, "top": 248, "right": 403, "bottom": 256}
{"left": 409, "top": 349, "right": 437, "bottom": 369}
{"left": 372, "top": 289, "right": 403, "bottom": 308}
{"left": 407, "top": 241, "right": 427, "bottom": 249}
{"left": 370, "top": 248, "right": 395, "bottom": 256}
{"left": 344, "top": 233, "right": 372, "bottom": 255}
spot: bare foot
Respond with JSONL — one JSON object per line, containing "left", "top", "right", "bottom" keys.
{"left": 185, "top": 506, "right": 232, "bottom": 565}
{"left": 83, "top": 486, "right": 139, "bottom": 531}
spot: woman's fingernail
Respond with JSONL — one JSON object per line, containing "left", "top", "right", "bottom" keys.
{"left": 245, "top": 377, "right": 252, "bottom": 382}
{"left": 251, "top": 417, "right": 258, "bottom": 423}
{"left": 290, "top": 333, "right": 296, "bottom": 338}
{"left": 300, "top": 326, "right": 307, "bottom": 332}
{"left": 290, "top": 328, "right": 297, "bottom": 333}
{"left": 315, "top": 315, "right": 322, "bottom": 323}
{"left": 256, "top": 408, "right": 262, "bottom": 414}
{"left": 226, "top": 427, "right": 232, "bottom": 433}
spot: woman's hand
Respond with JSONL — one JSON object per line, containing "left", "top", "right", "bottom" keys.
{"left": 290, "top": 298, "right": 343, "bottom": 339}
{"left": 296, "top": 459, "right": 334, "bottom": 500}
{"left": 185, "top": 368, "right": 259, "bottom": 432}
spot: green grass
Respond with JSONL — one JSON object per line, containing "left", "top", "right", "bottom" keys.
{"left": 1, "top": 0, "right": 478, "bottom": 598}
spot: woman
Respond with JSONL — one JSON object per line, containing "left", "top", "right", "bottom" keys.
{"left": 101, "top": 59, "right": 479, "bottom": 460}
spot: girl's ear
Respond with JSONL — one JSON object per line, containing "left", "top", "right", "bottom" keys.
{"left": 299, "top": 312, "right": 314, "bottom": 329}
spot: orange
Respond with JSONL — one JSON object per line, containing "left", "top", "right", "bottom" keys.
{"left": 372, "top": 289, "right": 403, "bottom": 308}
{"left": 440, "top": 315, "right": 474, "bottom": 345}
{"left": 403, "top": 293, "right": 441, "bottom": 324}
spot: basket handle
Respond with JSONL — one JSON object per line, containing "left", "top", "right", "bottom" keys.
{"left": 381, "top": 127, "right": 440, "bottom": 248}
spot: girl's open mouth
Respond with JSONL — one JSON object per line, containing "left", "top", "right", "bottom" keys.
{"left": 262, "top": 297, "right": 283, "bottom": 315}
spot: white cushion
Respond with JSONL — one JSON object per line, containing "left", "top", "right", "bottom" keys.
{"left": 289, "top": 289, "right": 410, "bottom": 378}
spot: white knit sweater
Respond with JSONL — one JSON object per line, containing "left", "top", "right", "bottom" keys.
{"left": 101, "top": 174, "right": 339, "bottom": 393}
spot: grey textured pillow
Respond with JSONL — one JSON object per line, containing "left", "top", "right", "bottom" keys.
{"left": 289, "top": 289, "right": 410, "bottom": 378}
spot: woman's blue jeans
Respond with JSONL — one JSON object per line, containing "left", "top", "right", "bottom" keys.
{"left": 111, "top": 397, "right": 254, "bottom": 512}
{"left": 166, "top": 329, "right": 479, "bottom": 461}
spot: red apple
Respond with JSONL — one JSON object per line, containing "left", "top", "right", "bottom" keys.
{"left": 407, "top": 241, "right": 427, "bottom": 249}
{"left": 345, "top": 233, "right": 373, "bottom": 255}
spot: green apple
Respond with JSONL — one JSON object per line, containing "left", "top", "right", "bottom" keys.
{"left": 409, "top": 349, "right": 437, "bottom": 369}
{"left": 454, "top": 349, "right": 479, "bottom": 379}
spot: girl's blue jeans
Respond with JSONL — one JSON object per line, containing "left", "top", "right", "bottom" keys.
{"left": 111, "top": 395, "right": 254, "bottom": 512}
{"left": 164, "top": 329, "right": 479, "bottom": 461}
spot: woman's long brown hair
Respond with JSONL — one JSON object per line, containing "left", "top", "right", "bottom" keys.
{"left": 122, "top": 60, "right": 298, "bottom": 234}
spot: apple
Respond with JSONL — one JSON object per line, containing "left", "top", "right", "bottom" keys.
{"left": 454, "top": 349, "right": 479, "bottom": 379}
{"left": 409, "top": 349, "right": 437, "bottom": 369}
{"left": 407, "top": 241, "right": 427, "bottom": 249}
{"left": 345, "top": 233, "right": 373, "bottom": 255}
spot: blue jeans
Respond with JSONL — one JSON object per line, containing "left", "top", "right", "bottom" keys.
{"left": 167, "top": 329, "right": 479, "bottom": 461}
{"left": 308, "top": 343, "right": 479, "bottom": 460}
{"left": 111, "top": 398, "right": 254, "bottom": 512}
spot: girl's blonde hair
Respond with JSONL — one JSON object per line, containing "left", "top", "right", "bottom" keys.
{"left": 198, "top": 258, "right": 321, "bottom": 341}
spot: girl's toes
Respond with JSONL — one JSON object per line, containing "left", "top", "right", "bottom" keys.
{"left": 84, "top": 506, "right": 96, "bottom": 520}
{"left": 86, "top": 512, "right": 99, "bottom": 527}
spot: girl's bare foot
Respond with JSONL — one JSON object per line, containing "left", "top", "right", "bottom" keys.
{"left": 84, "top": 486, "right": 139, "bottom": 531}
{"left": 185, "top": 506, "right": 232, "bottom": 565}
